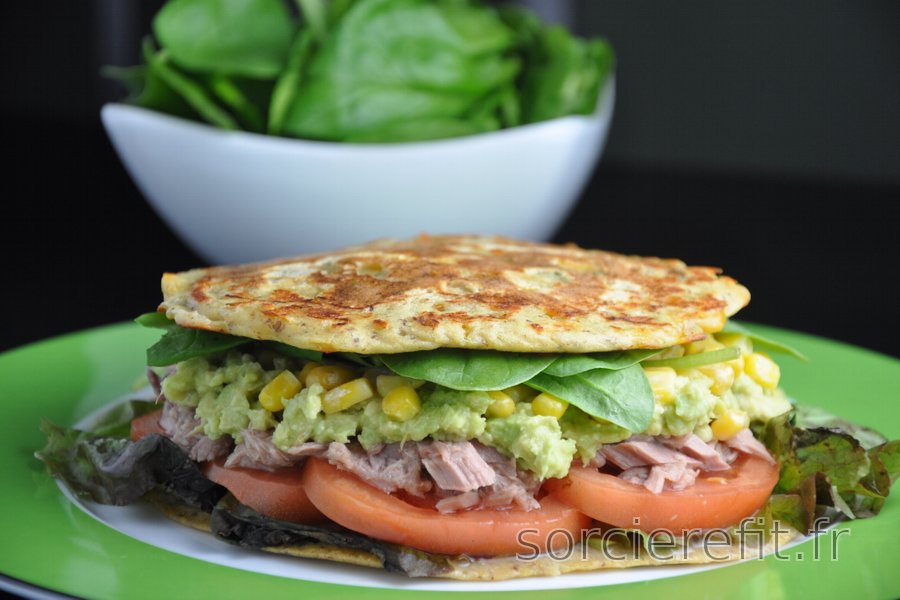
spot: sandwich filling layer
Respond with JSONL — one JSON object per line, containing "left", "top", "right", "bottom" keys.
{"left": 153, "top": 331, "right": 790, "bottom": 508}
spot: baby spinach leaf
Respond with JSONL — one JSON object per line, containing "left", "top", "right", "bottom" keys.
{"left": 206, "top": 75, "right": 266, "bottom": 132}
{"left": 137, "top": 313, "right": 324, "bottom": 365}
{"left": 379, "top": 349, "right": 556, "bottom": 391}
{"left": 333, "top": 352, "right": 380, "bottom": 368}
{"left": 135, "top": 311, "right": 175, "bottom": 330}
{"left": 146, "top": 326, "right": 249, "bottom": 366}
{"left": 265, "top": 341, "right": 323, "bottom": 362}
{"left": 103, "top": 64, "right": 197, "bottom": 120}
{"left": 295, "top": 0, "right": 328, "bottom": 42}
{"left": 143, "top": 39, "right": 240, "bottom": 130}
{"left": 527, "top": 364, "right": 654, "bottom": 433}
{"left": 281, "top": 0, "right": 520, "bottom": 140}
{"left": 641, "top": 346, "right": 740, "bottom": 370}
{"left": 268, "top": 30, "right": 315, "bottom": 135}
{"left": 518, "top": 25, "right": 614, "bottom": 123}
{"left": 154, "top": 0, "right": 296, "bottom": 79}
{"left": 343, "top": 116, "right": 493, "bottom": 143}
{"left": 722, "top": 321, "right": 808, "bottom": 361}
{"left": 544, "top": 349, "right": 661, "bottom": 378}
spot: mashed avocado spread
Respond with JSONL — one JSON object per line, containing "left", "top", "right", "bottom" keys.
{"left": 161, "top": 338, "right": 790, "bottom": 479}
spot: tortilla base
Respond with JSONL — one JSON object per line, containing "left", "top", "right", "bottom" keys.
{"left": 146, "top": 492, "right": 799, "bottom": 581}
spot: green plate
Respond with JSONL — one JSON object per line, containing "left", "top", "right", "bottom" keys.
{"left": 1, "top": 322, "right": 898, "bottom": 599}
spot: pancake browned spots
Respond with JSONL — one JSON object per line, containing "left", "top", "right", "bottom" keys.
{"left": 160, "top": 235, "right": 750, "bottom": 354}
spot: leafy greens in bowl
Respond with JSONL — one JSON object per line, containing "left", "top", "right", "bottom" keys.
{"left": 107, "top": 0, "right": 614, "bottom": 144}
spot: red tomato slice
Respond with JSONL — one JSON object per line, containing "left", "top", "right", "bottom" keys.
{"left": 545, "top": 455, "right": 778, "bottom": 533}
{"left": 202, "top": 458, "right": 326, "bottom": 524}
{"left": 302, "top": 458, "right": 592, "bottom": 556}
{"left": 130, "top": 409, "right": 165, "bottom": 442}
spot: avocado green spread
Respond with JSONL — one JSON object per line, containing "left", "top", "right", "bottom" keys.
{"left": 161, "top": 342, "right": 790, "bottom": 479}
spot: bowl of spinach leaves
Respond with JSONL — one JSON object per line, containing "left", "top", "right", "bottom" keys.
{"left": 102, "top": 0, "right": 615, "bottom": 264}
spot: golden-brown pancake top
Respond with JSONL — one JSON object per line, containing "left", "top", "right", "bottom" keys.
{"left": 160, "top": 235, "right": 750, "bottom": 354}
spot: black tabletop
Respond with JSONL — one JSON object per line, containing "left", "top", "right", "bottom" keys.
{"left": 4, "top": 115, "right": 898, "bottom": 358}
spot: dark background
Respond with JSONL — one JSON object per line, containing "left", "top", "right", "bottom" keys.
{"left": 2, "top": 0, "right": 899, "bottom": 357}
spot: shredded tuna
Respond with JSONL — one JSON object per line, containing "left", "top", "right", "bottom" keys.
{"left": 620, "top": 463, "right": 699, "bottom": 494}
{"left": 159, "top": 401, "right": 231, "bottom": 462}
{"left": 602, "top": 439, "right": 702, "bottom": 470}
{"left": 326, "top": 443, "right": 432, "bottom": 496}
{"left": 661, "top": 434, "right": 732, "bottom": 471}
{"left": 471, "top": 444, "right": 541, "bottom": 511}
{"left": 285, "top": 441, "right": 328, "bottom": 458}
{"left": 725, "top": 429, "right": 776, "bottom": 464}
{"left": 715, "top": 441, "right": 739, "bottom": 464}
{"left": 225, "top": 429, "right": 296, "bottom": 471}
{"left": 585, "top": 452, "right": 606, "bottom": 469}
{"left": 608, "top": 428, "right": 773, "bottom": 494}
{"left": 418, "top": 441, "right": 496, "bottom": 492}
{"left": 435, "top": 490, "right": 481, "bottom": 513}
{"left": 433, "top": 447, "right": 540, "bottom": 513}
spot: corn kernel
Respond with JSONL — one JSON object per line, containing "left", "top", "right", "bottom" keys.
{"left": 643, "top": 367, "right": 678, "bottom": 404}
{"left": 381, "top": 385, "right": 421, "bottom": 421}
{"left": 684, "top": 337, "right": 725, "bottom": 355}
{"left": 306, "top": 365, "right": 356, "bottom": 390}
{"left": 699, "top": 362, "right": 736, "bottom": 396}
{"left": 376, "top": 374, "right": 424, "bottom": 397}
{"left": 296, "top": 362, "right": 320, "bottom": 385}
{"left": 258, "top": 370, "right": 301, "bottom": 412}
{"left": 696, "top": 312, "right": 727, "bottom": 333}
{"left": 711, "top": 410, "right": 750, "bottom": 440}
{"left": 744, "top": 352, "right": 781, "bottom": 389}
{"left": 322, "top": 377, "right": 374, "bottom": 413}
{"left": 502, "top": 384, "right": 538, "bottom": 403}
{"left": 715, "top": 332, "right": 754, "bottom": 356}
{"left": 532, "top": 392, "right": 569, "bottom": 418}
{"left": 486, "top": 391, "right": 516, "bottom": 418}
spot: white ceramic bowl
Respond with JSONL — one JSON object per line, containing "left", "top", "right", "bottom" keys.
{"left": 102, "top": 78, "right": 614, "bottom": 265}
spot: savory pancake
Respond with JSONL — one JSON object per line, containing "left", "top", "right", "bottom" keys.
{"left": 160, "top": 235, "right": 750, "bottom": 354}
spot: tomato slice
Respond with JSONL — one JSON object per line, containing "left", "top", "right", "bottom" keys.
{"left": 130, "top": 409, "right": 165, "bottom": 442}
{"left": 202, "top": 458, "right": 326, "bottom": 524}
{"left": 545, "top": 455, "right": 778, "bottom": 533}
{"left": 302, "top": 458, "right": 592, "bottom": 556}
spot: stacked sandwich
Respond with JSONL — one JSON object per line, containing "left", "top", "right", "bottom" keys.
{"left": 39, "top": 236, "right": 899, "bottom": 579}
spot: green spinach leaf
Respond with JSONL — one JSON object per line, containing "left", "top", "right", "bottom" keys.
{"left": 146, "top": 326, "right": 249, "bottom": 366}
{"left": 135, "top": 311, "right": 175, "bottom": 330}
{"left": 722, "top": 321, "right": 808, "bottom": 361}
{"left": 206, "top": 75, "right": 266, "bottom": 132}
{"left": 154, "top": 0, "right": 296, "bottom": 79}
{"left": 265, "top": 341, "right": 323, "bottom": 362}
{"left": 143, "top": 39, "right": 240, "bottom": 130}
{"left": 379, "top": 349, "right": 556, "bottom": 391}
{"left": 517, "top": 25, "right": 614, "bottom": 123}
{"left": 281, "top": 0, "right": 520, "bottom": 141}
{"left": 103, "top": 64, "right": 197, "bottom": 119}
{"left": 268, "top": 30, "right": 315, "bottom": 135}
{"left": 527, "top": 364, "right": 654, "bottom": 432}
{"left": 544, "top": 349, "right": 661, "bottom": 378}
{"left": 641, "top": 347, "right": 740, "bottom": 370}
